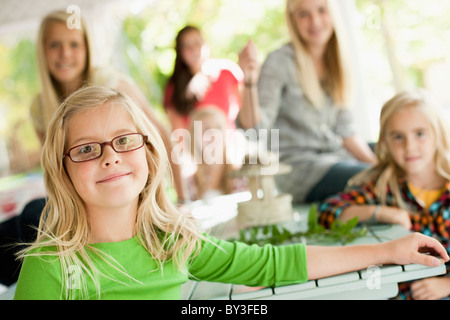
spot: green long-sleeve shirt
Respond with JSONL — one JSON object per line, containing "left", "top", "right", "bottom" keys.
{"left": 14, "top": 235, "right": 307, "bottom": 300}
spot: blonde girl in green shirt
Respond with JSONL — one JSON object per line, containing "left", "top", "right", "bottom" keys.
{"left": 14, "top": 85, "right": 449, "bottom": 300}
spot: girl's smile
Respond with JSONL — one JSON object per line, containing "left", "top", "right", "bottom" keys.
{"left": 96, "top": 171, "right": 133, "bottom": 184}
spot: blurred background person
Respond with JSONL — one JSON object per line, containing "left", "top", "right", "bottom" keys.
{"left": 238, "top": 0, "right": 376, "bottom": 204}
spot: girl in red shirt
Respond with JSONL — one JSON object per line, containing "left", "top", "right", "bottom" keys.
{"left": 164, "top": 25, "right": 257, "bottom": 131}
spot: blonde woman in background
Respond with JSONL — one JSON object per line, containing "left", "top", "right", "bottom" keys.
{"left": 238, "top": 0, "right": 376, "bottom": 203}
{"left": 30, "top": 10, "right": 185, "bottom": 200}
{"left": 0, "top": 10, "right": 186, "bottom": 286}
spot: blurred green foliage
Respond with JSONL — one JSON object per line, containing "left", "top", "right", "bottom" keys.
{"left": 0, "top": 38, "right": 40, "bottom": 175}
{"left": 356, "top": 0, "right": 450, "bottom": 89}
{"left": 0, "top": 39, "right": 39, "bottom": 138}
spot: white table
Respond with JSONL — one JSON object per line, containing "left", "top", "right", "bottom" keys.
{"left": 0, "top": 172, "right": 46, "bottom": 223}
{"left": 182, "top": 193, "right": 447, "bottom": 300}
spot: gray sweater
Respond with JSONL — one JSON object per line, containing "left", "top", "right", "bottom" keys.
{"left": 256, "top": 43, "right": 358, "bottom": 202}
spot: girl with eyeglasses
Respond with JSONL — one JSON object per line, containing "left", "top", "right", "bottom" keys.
{"left": 0, "top": 9, "right": 187, "bottom": 287}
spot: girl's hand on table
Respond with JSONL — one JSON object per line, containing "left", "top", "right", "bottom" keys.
{"left": 383, "top": 232, "right": 449, "bottom": 267}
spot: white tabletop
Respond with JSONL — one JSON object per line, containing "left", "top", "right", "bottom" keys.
{"left": 183, "top": 193, "right": 447, "bottom": 300}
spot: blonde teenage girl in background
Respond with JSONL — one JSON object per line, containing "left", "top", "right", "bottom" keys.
{"left": 31, "top": 10, "right": 185, "bottom": 201}
{"left": 238, "top": 0, "right": 376, "bottom": 203}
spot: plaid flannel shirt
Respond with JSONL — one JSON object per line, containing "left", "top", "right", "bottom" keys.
{"left": 318, "top": 179, "right": 450, "bottom": 300}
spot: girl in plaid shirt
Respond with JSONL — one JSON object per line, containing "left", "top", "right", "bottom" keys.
{"left": 318, "top": 90, "right": 450, "bottom": 299}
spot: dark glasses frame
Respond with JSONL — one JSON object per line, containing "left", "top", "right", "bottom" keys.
{"left": 63, "top": 133, "right": 149, "bottom": 163}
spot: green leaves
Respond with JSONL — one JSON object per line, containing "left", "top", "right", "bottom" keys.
{"left": 307, "top": 203, "right": 324, "bottom": 233}
{"left": 236, "top": 204, "right": 366, "bottom": 246}
{"left": 239, "top": 224, "right": 292, "bottom": 246}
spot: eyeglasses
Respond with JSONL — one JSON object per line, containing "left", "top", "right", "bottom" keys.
{"left": 63, "top": 133, "right": 148, "bottom": 163}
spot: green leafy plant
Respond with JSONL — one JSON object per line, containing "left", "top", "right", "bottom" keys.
{"left": 236, "top": 204, "right": 367, "bottom": 246}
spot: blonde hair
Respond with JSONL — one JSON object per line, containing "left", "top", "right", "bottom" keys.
{"left": 19, "top": 86, "right": 201, "bottom": 299}
{"left": 350, "top": 90, "right": 450, "bottom": 208}
{"left": 189, "top": 106, "right": 233, "bottom": 197}
{"left": 35, "top": 10, "right": 94, "bottom": 138}
{"left": 285, "top": 0, "right": 351, "bottom": 108}
{"left": 189, "top": 106, "right": 227, "bottom": 160}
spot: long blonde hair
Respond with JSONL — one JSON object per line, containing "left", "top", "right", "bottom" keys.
{"left": 36, "top": 10, "right": 94, "bottom": 137}
{"left": 189, "top": 107, "right": 233, "bottom": 197}
{"left": 19, "top": 86, "right": 201, "bottom": 299}
{"left": 285, "top": 0, "right": 351, "bottom": 108}
{"left": 349, "top": 90, "right": 450, "bottom": 208}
